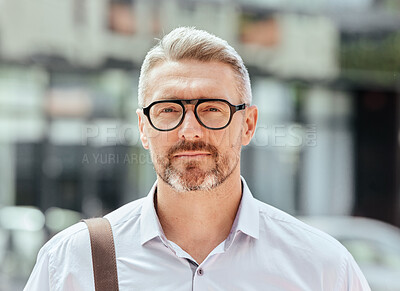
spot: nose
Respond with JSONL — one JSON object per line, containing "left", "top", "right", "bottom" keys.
{"left": 178, "top": 109, "right": 203, "bottom": 140}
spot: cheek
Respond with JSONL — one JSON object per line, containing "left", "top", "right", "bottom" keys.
{"left": 146, "top": 128, "right": 177, "bottom": 145}
{"left": 208, "top": 126, "right": 242, "bottom": 149}
{"left": 147, "top": 131, "right": 176, "bottom": 154}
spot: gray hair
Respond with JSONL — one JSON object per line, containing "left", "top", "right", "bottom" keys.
{"left": 138, "top": 27, "right": 252, "bottom": 107}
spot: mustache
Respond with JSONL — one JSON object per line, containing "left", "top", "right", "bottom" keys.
{"left": 167, "top": 140, "right": 219, "bottom": 158}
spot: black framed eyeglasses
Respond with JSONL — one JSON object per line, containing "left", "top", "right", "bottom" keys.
{"left": 142, "top": 98, "right": 246, "bottom": 131}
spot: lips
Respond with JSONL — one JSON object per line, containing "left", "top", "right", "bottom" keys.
{"left": 167, "top": 141, "right": 219, "bottom": 159}
{"left": 173, "top": 151, "right": 211, "bottom": 158}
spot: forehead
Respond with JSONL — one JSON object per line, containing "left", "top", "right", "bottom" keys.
{"left": 145, "top": 60, "right": 240, "bottom": 105}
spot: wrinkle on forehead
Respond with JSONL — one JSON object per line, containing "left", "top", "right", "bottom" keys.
{"left": 145, "top": 60, "right": 240, "bottom": 104}
{"left": 151, "top": 78, "right": 228, "bottom": 101}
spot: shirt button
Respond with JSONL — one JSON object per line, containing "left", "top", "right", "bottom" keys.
{"left": 197, "top": 268, "right": 204, "bottom": 276}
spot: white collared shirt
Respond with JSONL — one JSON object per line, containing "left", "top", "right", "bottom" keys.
{"left": 24, "top": 178, "right": 370, "bottom": 290}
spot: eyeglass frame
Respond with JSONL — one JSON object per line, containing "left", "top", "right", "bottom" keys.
{"left": 142, "top": 98, "right": 247, "bottom": 131}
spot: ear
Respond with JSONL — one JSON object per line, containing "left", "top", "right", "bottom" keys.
{"left": 137, "top": 109, "right": 149, "bottom": 149}
{"left": 242, "top": 105, "right": 258, "bottom": 146}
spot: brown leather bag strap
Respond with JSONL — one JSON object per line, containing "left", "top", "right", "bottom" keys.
{"left": 83, "top": 218, "right": 119, "bottom": 291}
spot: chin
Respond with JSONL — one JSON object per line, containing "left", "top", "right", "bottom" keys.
{"left": 166, "top": 170, "right": 221, "bottom": 192}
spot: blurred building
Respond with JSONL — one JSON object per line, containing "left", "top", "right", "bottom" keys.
{"left": 0, "top": 0, "right": 399, "bottom": 227}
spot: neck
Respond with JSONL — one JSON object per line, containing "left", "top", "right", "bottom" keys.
{"left": 155, "top": 168, "right": 242, "bottom": 252}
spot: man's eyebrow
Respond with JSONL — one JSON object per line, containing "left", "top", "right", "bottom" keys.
{"left": 155, "top": 96, "right": 225, "bottom": 101}
{"left": 157, "top": 96, "right": 179, "bottom": 100}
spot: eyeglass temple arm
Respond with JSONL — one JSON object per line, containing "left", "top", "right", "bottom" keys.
{"left": 232, "top": 104, "right": 246, "bottom": 112}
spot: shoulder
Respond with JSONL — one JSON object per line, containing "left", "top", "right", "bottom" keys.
{"left": 249, "top": 199, "right": 370, "bottom": 289}
{"left": 252, "top": 199, "right": 368, "bottom": 286}
{"left": 41, "top": 221, "right": 89, "bottom": 259}
{"left": 254, "top": 199, "right": 349, "bottom": 258}
{"left": 105, "top": 196, "right": 146, "bottom": 227}
{"left": 25, "top": 197, "right": 147, "bottom": 290}
{"left": 43, "top": 197, "right": 146, "bottom": 258}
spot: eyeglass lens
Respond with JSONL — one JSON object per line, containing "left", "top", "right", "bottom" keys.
{"left": 149, "top": 100, "right": 231, "bottom": 130}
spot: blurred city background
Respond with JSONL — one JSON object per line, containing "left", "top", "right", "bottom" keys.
{"left": 0, "top": 0, "right": 400, "bottom": 290}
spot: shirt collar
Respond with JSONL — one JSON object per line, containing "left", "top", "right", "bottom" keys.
{"left": 140, "top": 181, "right": 166, "bottom": 245}
{"left": 140, "top": 177, "right": 260, "bottom": 245}
{"left": 232, "top": 176, "right": 260, "bottom": 240}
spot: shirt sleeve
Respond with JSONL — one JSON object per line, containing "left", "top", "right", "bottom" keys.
{"left": 23, "top": 222, "right": 95, "bottom": 291}
{"left": 338, "top": 252, "right": 371, "bottom": 291}
{"left": 23, "top": 246, "right": 51, "bottom": 291}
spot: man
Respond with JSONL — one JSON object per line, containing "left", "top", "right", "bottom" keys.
{"left": 25, "top": 27, "right": 370, "bottom": 290}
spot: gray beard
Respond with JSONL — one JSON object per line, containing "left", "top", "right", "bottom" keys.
{"left": 151, "top": 139, "right": 241, "bottom": 192}
{"left": 159, "top": 154, "right": 238, "bottom": 192}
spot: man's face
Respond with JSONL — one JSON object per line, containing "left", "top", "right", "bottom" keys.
{"left": 137, "top": 60, "right": 256, "bottom": 192}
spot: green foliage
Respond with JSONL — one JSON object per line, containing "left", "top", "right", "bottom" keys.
{"left": 340, "top": 33, "right": 400, "bottom": 73}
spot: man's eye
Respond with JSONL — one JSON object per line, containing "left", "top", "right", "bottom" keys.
{"left": 204, "top": 107, "right": 220, "bottom": 112}
{"left": 161, "top": 108, "right": 176, "bottom": 113}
